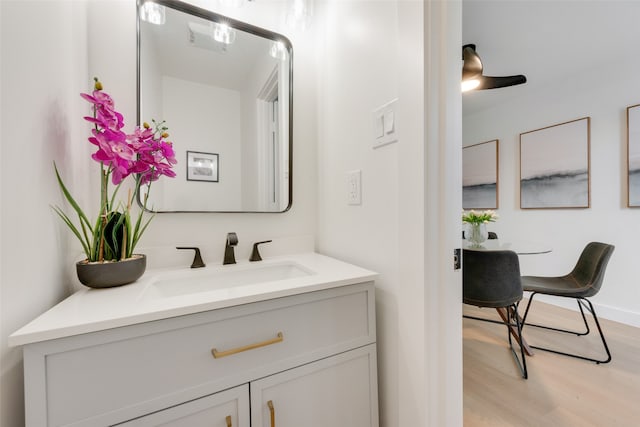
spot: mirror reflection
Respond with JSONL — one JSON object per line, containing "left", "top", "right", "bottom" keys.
{"left": 137, "top": 0, "right": 292, "bottom": 212}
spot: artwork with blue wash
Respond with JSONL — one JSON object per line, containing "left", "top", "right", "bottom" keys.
{"left": 463, "top": 140, "right": 498, "bottom": 209}
{"left": 520, "top": 118, "right": 590, "bottom": 208}
{"left": 628, "top": 105, "right": 640, "bottom": 206}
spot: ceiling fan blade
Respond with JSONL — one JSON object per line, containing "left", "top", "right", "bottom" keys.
{"left": 477, "top": 75, "right": 527, "bottom": 90}
{"left": 462, "top": 43, "right": 527, "bottom": 91}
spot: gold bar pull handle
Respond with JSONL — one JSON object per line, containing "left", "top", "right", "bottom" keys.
{"left": 267, "top": 400, "right": 275, "bottom": 427}
{"left": 211, "top": 332, "right": 284, "bottom": 359}
{"left": 225, "top": 415, "right": 232, "bottom": 427}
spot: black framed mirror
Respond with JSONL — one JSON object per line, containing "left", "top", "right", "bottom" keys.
{"left": 137, "top": 0, "right": 292, "bottom": 212}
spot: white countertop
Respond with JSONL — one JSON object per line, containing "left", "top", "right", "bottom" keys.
{"left": 9, "top": 252, "right": 377, "bottom": 347}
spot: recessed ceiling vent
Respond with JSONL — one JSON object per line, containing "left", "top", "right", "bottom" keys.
{"left": 188, "top": 22, "right": 234, "bottom": 54}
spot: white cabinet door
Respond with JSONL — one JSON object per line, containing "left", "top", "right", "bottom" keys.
{"left": 117, "top": 384, "right": 250, "bottom": 427}
{"left": 250, "top": 344, "right": 379, "bottom": 427}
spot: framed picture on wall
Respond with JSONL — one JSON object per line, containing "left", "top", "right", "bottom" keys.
{"left": 627, "top": 104, "right": 640, "bottom": 207}
{"left": 520, "top": 117, "right": 590, "bottom": 209}
{"left": 187, "top": 151, "right": 219, "bottom": 182}
{"left": 463, "top": 139, "right": 499, "bottom": 209}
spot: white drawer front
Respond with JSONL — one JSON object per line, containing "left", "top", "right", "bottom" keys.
{"left": 36, "top": 283, "right": 374, "bottom": 426}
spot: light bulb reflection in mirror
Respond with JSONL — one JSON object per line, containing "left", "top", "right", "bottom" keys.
{"left": 140, "top": 1, "right": 166, "bottom": 25}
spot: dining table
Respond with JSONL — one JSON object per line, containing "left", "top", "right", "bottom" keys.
{"left": 463, "top": 239, "right": 552, "bottom": 255}
{"left": 463, "top": 238, "right": 552, "bottom": 356}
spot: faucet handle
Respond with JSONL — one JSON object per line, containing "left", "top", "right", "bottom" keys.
{"left": 227, "top": 232, "right": 238, "bottom": 246}
{"left": 249, "top": 240, "right": 272, "bottom": 262}
{"left": 176, "top": 247, "right": 206, "bottom": 268}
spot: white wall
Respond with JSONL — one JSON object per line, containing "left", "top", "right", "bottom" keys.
{"left": 239, "top": 51, "right": 278, "bottom": 211}
{"left": 0, "top": 1, "right": 317, "bottom": 425}
{"left": 463, "top": 56, "right": 640, "bottom": 326}
{"left": 316, "top": 1, "right": 463, "bottom": 426}
{"left": 139, "top": 15, "right": 163, "bottom": 123}
{"left": 160, "top": 76, "right": 243, "bottom": 211}
{"left": 315, "top": 1, "right": 401, "bottom": 423}
{"left": 0, "top": 1, "right": 89, "bottom": 425}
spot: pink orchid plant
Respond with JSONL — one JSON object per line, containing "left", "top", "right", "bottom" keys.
{"left": 54, "top": 78, "right": 177, "bottom": 263}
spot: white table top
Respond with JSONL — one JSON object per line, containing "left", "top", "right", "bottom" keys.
{"left": 463, "top": 239, "right": 552, "bottom": 255}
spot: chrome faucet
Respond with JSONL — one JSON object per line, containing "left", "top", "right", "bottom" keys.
{"left": 223, "top": 232, "right": 238, "bottom": 265}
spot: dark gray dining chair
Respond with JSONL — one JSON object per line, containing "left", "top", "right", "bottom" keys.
{"left": 463, "top": 249, "right": 528, "bottom": 379}
{"left": 520, "top": 241, "right": 615, "bottom": 364}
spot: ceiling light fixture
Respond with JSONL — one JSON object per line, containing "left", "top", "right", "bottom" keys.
{"left": 461, "top": 78, "right": 480, "bottom": 92}
{"left": 219, "top": 0, "right": 253, "bottom": 8}
{"left": 461, "top": 44, "right": 526, "bottom": 91}
{"left": 286, "top": 0, "right": 312, "bottom": 30}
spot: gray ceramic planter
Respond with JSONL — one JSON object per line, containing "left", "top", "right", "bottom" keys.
{"left": 76, "top": 255, "right": 146, "bottom": 288}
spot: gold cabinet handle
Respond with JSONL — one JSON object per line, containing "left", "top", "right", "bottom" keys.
{"left": 267, "top": 400, "right": 275, "bottom": 427}
{"left": 225, "top": 415, "right": 232, "bottom": 427}
{"left": 211, "top": 332, "right": 284, "bottom": 359}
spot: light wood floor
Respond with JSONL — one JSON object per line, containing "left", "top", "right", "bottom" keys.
{"left": 463, "top": 299, "right": 640, "bottom": 427}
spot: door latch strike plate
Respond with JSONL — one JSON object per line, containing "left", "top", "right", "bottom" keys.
{"left": 454, "top": 248, "right": 461, "bottom": 270}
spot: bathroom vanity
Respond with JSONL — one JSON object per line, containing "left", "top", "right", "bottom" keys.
{"left": 10, "top": 253, "right": 379, "bottom": 426}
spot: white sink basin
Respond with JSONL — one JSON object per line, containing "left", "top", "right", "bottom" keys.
{"left": 148, "top": 261, "right": 314, "bottom": 298}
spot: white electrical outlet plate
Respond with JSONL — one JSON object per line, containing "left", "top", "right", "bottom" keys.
{"left": 346, "top": 170, "right": 362, "bottom": 205}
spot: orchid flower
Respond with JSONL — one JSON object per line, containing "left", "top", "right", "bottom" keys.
{"left": 53, "top": 77, "right": 177, "bottom": 263}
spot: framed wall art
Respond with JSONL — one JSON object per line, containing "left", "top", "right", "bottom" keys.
{"left": 520, "top": 117, "right": 590, "bottom": 209}
{"left": 627, "top": 104, "right": 640, "bottom": 207}
{"left": 187, "top": 151, "right": 219, "bottom": 182}
{"left": 463, "top": 139, "right": 499, "bottom": 209}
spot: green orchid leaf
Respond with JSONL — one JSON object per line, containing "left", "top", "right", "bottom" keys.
{"left": 54, "top": 163, "right": 93, "bottom": 231}
{"left": 51, "top": 205, "right": 91, "bottom": 259}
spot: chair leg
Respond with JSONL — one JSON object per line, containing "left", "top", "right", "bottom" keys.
{"left": 520, "top": 293, "right": 612, "bottom": 364}
{"left": 463, "top": 313, "right": 507, "bottom": 326}
{"left": 521, "top": 292, "right": 590, "bottom": 336}
{"left": 505, "top": 303, "right": 528, "bottom": 379}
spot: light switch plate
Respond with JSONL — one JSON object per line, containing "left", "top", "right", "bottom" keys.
{"left": 372, "top": 98, "right": 398, "bottom": 149}
{"left": 374, "top": 113, "right": 384, "bottom": 138}
{"left": 346, "top": 170, "right": 362, "bottom": 205}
